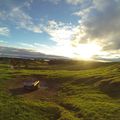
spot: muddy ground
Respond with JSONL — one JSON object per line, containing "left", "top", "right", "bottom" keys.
{"left": 8, "top": 75, "right": 59, "bottom": 102}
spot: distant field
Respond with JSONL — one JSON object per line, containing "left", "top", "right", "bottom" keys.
{"left": 0, "top": 60, "right": 120, "bottom": 120}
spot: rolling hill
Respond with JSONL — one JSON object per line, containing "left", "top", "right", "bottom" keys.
{"left": 0, "top": 60, "right": 120, "bottom": 120}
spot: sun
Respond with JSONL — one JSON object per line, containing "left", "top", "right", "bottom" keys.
{"left": 75, "top": 43, "right": 102, "bottom": 60}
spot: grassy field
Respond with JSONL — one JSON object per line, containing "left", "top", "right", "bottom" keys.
{"left": 0, "top": 61, "right": 120, "bottom": 120}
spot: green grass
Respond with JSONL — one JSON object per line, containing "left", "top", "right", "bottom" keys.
{"left": 0, "top": 62, "right": 120, "bottom": 120}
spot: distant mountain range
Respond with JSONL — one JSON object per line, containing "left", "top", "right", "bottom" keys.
{"left": 0, "top": 46, "right": 68, "bottom": 60}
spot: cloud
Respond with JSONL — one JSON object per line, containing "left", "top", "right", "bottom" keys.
{"left": 0, "top": 11, "right": 7, "bottom": 20}
{"left": 9, "top": 7, "right": 42, "bottom": 33}
{"left": 42, "top": 20, "right": 80, "bottom": 57}
{"left": 0, "top": 1, "right": 42, "bottom": 33}
{"left": 20, "top": 41, "right": 74, "bottom": 58}
{"left": 0, "top": 27, "right": 10, "bottom": 36}
{"left": 23, "top": 0, "right": 33, "bottom": 9}
{"left": 44, "top": 20, "right": 74, "bottom": 45}
{"left": 73, "top": 6, "right": 93, "bottom": 16}
{"left": 0, "top": 40, "right": 8, "bottom": 43}
{"left": 42, "top": 0, "right": 84, "bottom": 5}
{"left": 0, "top": 46, "right": 44, "bottom": 58}
{"left": 0, "top": 40, "right": 8, "bottom": 47}
{"left": 1, "top": 0, "right": 120, "bottom": 61}
{"left": 72, "top": 0, "right": 120, "bottom": 58}
{"left": 5, "top": 0, "right": 119, "bottom": 60}
{"left": 65, "top": 0, "right": 84, "bottom": 5}
{"left": 93, "top": 49, "right": 120, "bottom": 62}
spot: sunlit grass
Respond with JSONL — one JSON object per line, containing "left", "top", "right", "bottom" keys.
{"left": 0, "top": 62, "right": 120, "bottom": 120}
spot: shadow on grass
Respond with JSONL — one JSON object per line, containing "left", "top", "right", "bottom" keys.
{"left": 97, "top": 79, "right": 120, "bottom": 98}
{"left": 10, "top": 87, "right": 36, "bottom": 95}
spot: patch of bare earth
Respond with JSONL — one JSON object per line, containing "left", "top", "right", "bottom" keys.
{"left": 8, "top": 75, "right": 58, "bottom": 102}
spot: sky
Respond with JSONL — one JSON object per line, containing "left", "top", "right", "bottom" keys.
{"left": 0, "top": 0, "right": 120, "bottom": 61}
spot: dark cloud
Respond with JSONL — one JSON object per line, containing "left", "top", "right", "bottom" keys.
{"left": 73, "top": 0, "right": 120, "bottom": 51}
{"left": 0, "top": 46, "right": 66, "bottom": 59}
{"left": 93, "top": 54, "right": 120, "bottom": 62}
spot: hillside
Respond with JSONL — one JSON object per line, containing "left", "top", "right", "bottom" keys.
{"left": 0, "top": 61, "right": 120, "bottom": 120}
